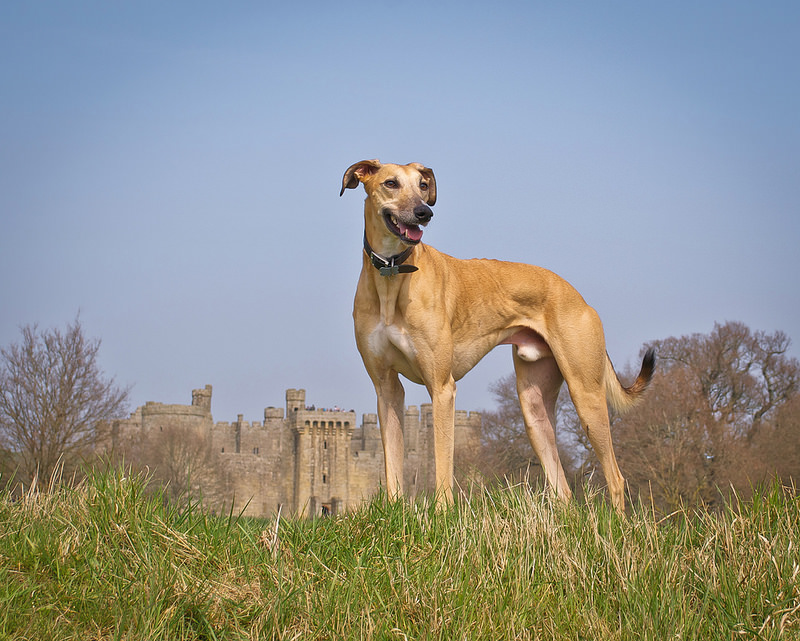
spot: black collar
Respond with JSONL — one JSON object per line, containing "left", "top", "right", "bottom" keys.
{"left": 363, "top": 232, "right": 419, "bottom": 276}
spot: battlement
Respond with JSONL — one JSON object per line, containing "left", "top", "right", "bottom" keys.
{"left": 264, "top": 406, "right": 284, "bottom": 420}
{"left": 142, "top": 401, "right": 209, "bottom": 419}
{"left": 295, "top": 415, "right": 355, "bottom": 435}
{"left": 215, "top": 418, "right": 264, "bottom": 431}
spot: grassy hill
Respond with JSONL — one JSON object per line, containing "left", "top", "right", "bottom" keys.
{"left": 1, "top": 468, "right": 798, "bottom": 640}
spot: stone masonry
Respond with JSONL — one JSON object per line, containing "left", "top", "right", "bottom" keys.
{"left": 113, "top": 385, "right": 481, "bottom": 518}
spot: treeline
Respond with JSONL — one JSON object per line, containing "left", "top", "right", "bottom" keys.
{"left": 476, "top": 321, "right": 800, "bottom": 513}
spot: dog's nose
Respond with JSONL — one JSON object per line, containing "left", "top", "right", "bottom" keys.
{"left": 414, "top": 203, "right": 433, "bottom": 223}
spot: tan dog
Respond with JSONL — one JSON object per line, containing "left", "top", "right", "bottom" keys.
{"left": 341, "top": 159, "right": 654, "bottom": 512}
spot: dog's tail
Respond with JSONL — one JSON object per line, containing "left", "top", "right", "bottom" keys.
{"left": 604, "top": 348, "right": 656, "bottom": 413}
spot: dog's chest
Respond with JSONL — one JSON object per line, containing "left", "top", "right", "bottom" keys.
{"left": 368, "top": 321, "right": 415, "bottom": 359}
{"left": 365, "top": 321, "right": 424, "bottom": 382}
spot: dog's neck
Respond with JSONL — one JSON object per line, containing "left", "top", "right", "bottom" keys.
{"left": 363, "top": 232, "right": 418, "bottom": 276}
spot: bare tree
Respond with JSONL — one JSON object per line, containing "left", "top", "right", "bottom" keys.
{"left": 615, "top": 321, "right": 799, "bottom": 511}
{"left": 648, "top": 322, "right": 798, "bottom": 439}
{"left": 613, "top": 363, "right": 716, "bottom": 511}
{"left": 0, "top": 317, "right": 129, "bottom": 488}
{"left": 121, "top": 424, "right": 229, "bottom": 510}
{"left": 751, "top": 393, "right": 800, "bottom": 485}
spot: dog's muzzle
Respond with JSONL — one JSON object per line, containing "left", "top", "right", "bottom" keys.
{"left": 382, "top": 203, "right": 433, "bottom": 245}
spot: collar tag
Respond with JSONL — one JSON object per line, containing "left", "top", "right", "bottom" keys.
{"left": 379, "top": 265, "right": 400, "bottom": 277}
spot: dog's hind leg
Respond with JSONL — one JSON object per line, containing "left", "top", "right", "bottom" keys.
{"left": 546, "top": 311, "right": 627, "bottom": 512}
{"left": 552, "top": 360, "right": 627, "bottom": 512}
{"left": 513, "top": 350, "right": 572, "bottom": 502}
{"left": 556, "top": 347, "right": 626, "bottom": 511}
{"left": 569, "top": 390, "right": 625, "bottom": 512}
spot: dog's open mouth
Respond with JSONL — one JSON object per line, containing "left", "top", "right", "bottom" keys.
{"left": 383, "top": 212, "right": 424, "bottom": 244}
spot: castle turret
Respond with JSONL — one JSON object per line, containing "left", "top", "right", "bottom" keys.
{"left": 358, "top": 413, "right": 378, "bottom": 449}
{"left": 192, "top": 385, "right": 212, "bottom": 410}
{"left": 264, "top": 407, "right": 284, "bottom": 421}
{"left": 286, "top": 388, "right": 306, "bottom": 416}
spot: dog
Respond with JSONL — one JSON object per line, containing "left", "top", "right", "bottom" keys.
{"left": 341, "top": 159, "right": 654, "bottom": 512}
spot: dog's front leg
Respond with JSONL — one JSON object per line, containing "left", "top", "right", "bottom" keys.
{"left": 430, "top": 375, "right": 457, "bottom": 506}
{"left": 374, "top": 370, "right": 406, "bottom": 498}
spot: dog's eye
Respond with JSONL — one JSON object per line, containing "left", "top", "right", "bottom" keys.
{"left": 419, "top": 181, "right": 428, "bottom": 190}
{"left": 384, "top": 179, "right": 398, "bottom": 189}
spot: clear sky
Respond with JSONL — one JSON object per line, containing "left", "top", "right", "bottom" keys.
{"left": 2, "top": 2, "right": 798, "bottom": 423}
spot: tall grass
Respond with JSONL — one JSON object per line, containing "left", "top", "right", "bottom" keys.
{"left": 1, "top": 468, "right": 798, "bottom": 640}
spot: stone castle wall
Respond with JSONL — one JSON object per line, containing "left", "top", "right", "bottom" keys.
{"left": 112, "top": 385, "right": 481, "bottom": 518}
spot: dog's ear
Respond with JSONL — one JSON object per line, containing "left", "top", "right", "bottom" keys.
{"left": 340, "top": 159, "right": 382, "bottom": 196}
{"left": 410, "top": 163, "right": 437, "bottom": 206}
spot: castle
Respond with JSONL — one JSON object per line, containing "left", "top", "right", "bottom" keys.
{"left": 112, "top": 386, "right": 481, "bottom": 518}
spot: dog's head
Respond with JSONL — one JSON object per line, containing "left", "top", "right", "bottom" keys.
{"left": 340, "top": 160, "right": 436, "bottom": 246}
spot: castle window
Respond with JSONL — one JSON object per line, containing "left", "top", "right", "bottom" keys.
{"left": 253, "top": 447, "right": 259, "bottom": 455}
{"left": 344, "top": 421, "right": 350, "bottom": 428}
{"left": 323, "top": 440, "right": 327, "bottom": 450}
{"left": 221, "top": 447, "right": 225, "bottom": 453}
{"left": 322, "top": 474, "right": 327, "bottom": 484}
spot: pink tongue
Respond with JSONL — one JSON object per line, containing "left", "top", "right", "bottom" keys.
{"left": 399, "top": 222, "right": 423, "bottom": 242}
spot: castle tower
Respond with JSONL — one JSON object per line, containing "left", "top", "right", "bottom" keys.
{"left": 289, "top": 393, "right": 356, "bottom": 517}
{"left": 192, "top": 384, "right": 212, "bottom": 410}
{"left": 286, "top": 388, "right": 306, "bottom": 417}
{"left": 354, "top": 412, "right": 379, "bottom": 451}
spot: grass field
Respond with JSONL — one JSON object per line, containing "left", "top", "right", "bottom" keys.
{"left": 1, "top": 468, "right": 798, "bottom": 640}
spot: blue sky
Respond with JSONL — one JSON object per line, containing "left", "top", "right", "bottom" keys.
{"left": 2, "top": 2, "right": 798, "bottom": 423}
